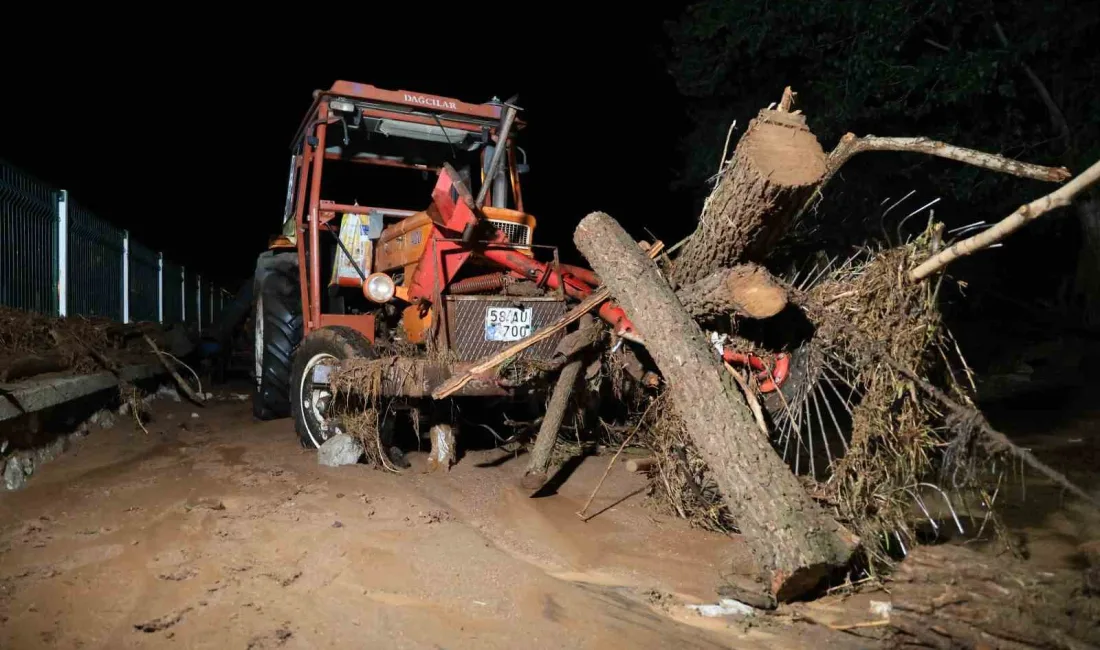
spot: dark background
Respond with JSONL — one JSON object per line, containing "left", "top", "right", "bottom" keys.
{"left": 0, "top": 9, "right": 693, "bottom": 286}
{"left": 2, "top": 4, "right": 1097, "bottom": 382}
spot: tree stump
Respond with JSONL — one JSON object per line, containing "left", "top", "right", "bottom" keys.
{"left": 575, "top": 211, "right": 857, "bottom": 602}
{"left": 672, "top": 108, "right": 827, "bottom": 287}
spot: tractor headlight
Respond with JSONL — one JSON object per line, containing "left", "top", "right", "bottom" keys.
{"left": 363, "top": 273, "right": 396, "bottom": 303}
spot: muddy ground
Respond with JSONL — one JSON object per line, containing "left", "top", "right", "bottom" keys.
{"left": 2, "top": 380, "right": 1098, "bottom": 649}
{"left": 0, "top": 382, "right": 855, "bottom": 649}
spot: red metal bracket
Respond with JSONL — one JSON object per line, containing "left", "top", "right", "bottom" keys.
{"left": 406, "top": 165, "right": 641, "bottom": 342}
{"left": 722, "top": 349, "right": 790, "bottom": 393}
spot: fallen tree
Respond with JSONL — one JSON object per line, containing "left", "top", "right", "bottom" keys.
{"left": 671, "top": 87, "right": 1072, "bottom": 291}
{"left": 575, "top": 210, "right": 858, "bottom": 603}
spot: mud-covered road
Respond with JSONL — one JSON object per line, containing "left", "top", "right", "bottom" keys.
{"left": 0, "top": 384, "right": 867, "bottom": 649}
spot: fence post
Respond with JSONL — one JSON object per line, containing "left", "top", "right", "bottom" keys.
{"left": 181, "top": 266, "right": 186, "bottom": 322}
{"left": 57, "top": 190, "right": 68, "bottom": 317}
{"left": 157, "top": 254, "right": 162, "bottom": 325}
{"left": 121, "top": 230, "right": 130, "bottom": 323}
{"left": 197, "top": 274, "right": 202, "bottom": 333}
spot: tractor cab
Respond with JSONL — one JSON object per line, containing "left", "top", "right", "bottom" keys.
{"left": 276, "top": 82, "right": 531, "bottom": 249}
{"left": 271, "top": 81, "right": 547, "bottom": 347}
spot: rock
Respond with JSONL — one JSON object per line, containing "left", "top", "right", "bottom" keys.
{"left": 317, "top": 434, "right": 364, "bottom": 467}
{"left": 156, "top": 384, "right": 181, "bottom": 402}
{"left": 3, "top": 454, "right": 33, "bottom": 490}
{"left": 33, "top": 437, "right": 67, "bottom": 465}
{"left": 89, "top": 409, "right": 117, "bottom": 429}
{"left": 1079, "top": 540, "right": 1100, "bottom": 567}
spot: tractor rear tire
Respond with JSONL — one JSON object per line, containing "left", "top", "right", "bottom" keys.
{"left": 252, "top": 251, "right": 303, "bottom": 420}
{"left": 290, "top": 326, "right": 379, "bottom": 449}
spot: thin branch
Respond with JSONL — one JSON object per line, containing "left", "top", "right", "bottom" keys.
{"left": 887, "top": 358, "right": 1100, "bottom": 511}
{"left": 143, "top": 334, "right": 206, "bottom": 406}
{"left": 910, "top": 158, "right": 1100, "bottom": 280}
{"left": 826, "top": 134, "right": 1071, "bottom": 183}
{"left": 724, "top": 362, "right": 769, "bottom": 438}
{"left": 923, "top": 38, "right": 951, "bottom": 52}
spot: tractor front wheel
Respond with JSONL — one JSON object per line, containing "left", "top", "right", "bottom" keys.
{"left": 290, "top": 326, "right": 379, "bottom": 449}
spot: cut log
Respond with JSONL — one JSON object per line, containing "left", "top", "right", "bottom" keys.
{"left": 574, "top": 211, "right": 857, "bottom": 602}
{"left": 884, "top": 544, "right": 1100, "bottom": 649}
{"left": 676, "top": 263, "right": 788, "bottom": 320}
{"left": 521, "top": 357, "right": 583, "bottom": 490}
{"left": 671, "top": 107, "right": 827, "bottom": 287}
{"left": 522, "top": 314, "right": 595, "bottom": 490}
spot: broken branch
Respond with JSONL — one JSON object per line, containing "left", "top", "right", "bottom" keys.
{"left": 886, "top": 356, "right": 1100, "bottom": 510}
{"left": 825, "top": 133, "right": 1072, "bottom": 182}
{"left": 143, "top": 334, "right": 206, "bottom": 406}
{"left": 576, "top": 210, "right": 858, "bottom": 602}
{"left": 910, "top": 158, "right": 1100, "bottom": 281}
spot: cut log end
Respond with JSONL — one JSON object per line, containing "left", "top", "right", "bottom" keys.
{"left": 746, "top": 109, "right": 828, "bottom": 187}
{"left": 677, "top": 263, "right": 788, "bottom": 320}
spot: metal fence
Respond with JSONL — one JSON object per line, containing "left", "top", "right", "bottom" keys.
{"left": 0, "top": 160, "right": 57, "bottom": 315}
{"left": 0, "top": 157, "right": 232, "bottom": 330}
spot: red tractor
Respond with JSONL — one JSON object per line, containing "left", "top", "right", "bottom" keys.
{"left": 252, "top": 81, "right": 784, "bottom": 462}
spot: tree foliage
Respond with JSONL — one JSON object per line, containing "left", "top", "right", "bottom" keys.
{"left": 662, "top": 0, "right": 1100, "bottom": 220}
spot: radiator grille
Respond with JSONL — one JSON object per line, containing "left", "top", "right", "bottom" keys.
{"left": 488, "top": 220, "right": 531, "bottom": 246}
{"left": 444, "top": 296, "right": 567, "bottom": 362}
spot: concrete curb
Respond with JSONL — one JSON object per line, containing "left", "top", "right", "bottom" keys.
{"left": 0, "top": 364, "right": 167, "bottom": 423}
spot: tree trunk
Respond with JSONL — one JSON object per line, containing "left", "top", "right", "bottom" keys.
{"left": 521, "top": 314, "right": 595, "bottom": 490}
{"left": 672, "top": 108, "right": 828, "bottom": 287}
{"left": 521, "top": 356, "right": 583, "bottom": 490}
{"left": 676, "top": 262, "right": 788, "bottom": 321}
{"left": 575, "top": 211, "right": 858, "bottom": 602}
{"left": 884, "top": 544, "right": 1100, "bottom": 649}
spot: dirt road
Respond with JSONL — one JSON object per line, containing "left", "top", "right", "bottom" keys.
{"left": 0, "top": 384, "right": 859, "bottom": 649}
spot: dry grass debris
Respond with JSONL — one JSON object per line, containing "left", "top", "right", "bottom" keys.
{"left": 628, "top": 222, "right": 1015, "bottom": 571}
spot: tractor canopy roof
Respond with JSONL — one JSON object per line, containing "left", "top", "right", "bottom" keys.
{"left": 292, "top": 81, "right": 524, "bottom": 153}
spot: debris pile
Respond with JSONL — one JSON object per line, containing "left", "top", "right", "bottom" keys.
{"left": 326, "top": 86, "right": 1099, "bottom": 612}
{"left": 0, "top": 306, "right": 192, "bottom": 383}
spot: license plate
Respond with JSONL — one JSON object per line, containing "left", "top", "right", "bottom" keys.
{"left": 484, "top": 306, "right": 532, "bottom": 341}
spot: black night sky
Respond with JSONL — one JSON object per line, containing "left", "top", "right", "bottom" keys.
{"left": 0, "top": 11, "right": 694, "bottom": 288}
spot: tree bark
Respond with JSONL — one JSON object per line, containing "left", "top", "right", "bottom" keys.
{"left": 884, "top": 544, "right": 1100, "bottom": 649}
{"left": 521, "top": 357, "right": 583, "bottom": 490}
{"left": 671, "top": 108, "right": 828, "bottom": 287}
{"left": 676, "top": 263, "right": 788, "bottom": 321}
{"left": 521, "top": 313, "right": 596, "bottom": 489}
{"left": 575, "top": 211, "right": 858, "bottom": 602}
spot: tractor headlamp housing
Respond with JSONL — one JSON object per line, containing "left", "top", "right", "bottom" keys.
{"left": 363, "top": 273, "right": 396, "bottom": 303}
{"left": 329, "top": 98, "right": 356, "bottom": 113}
